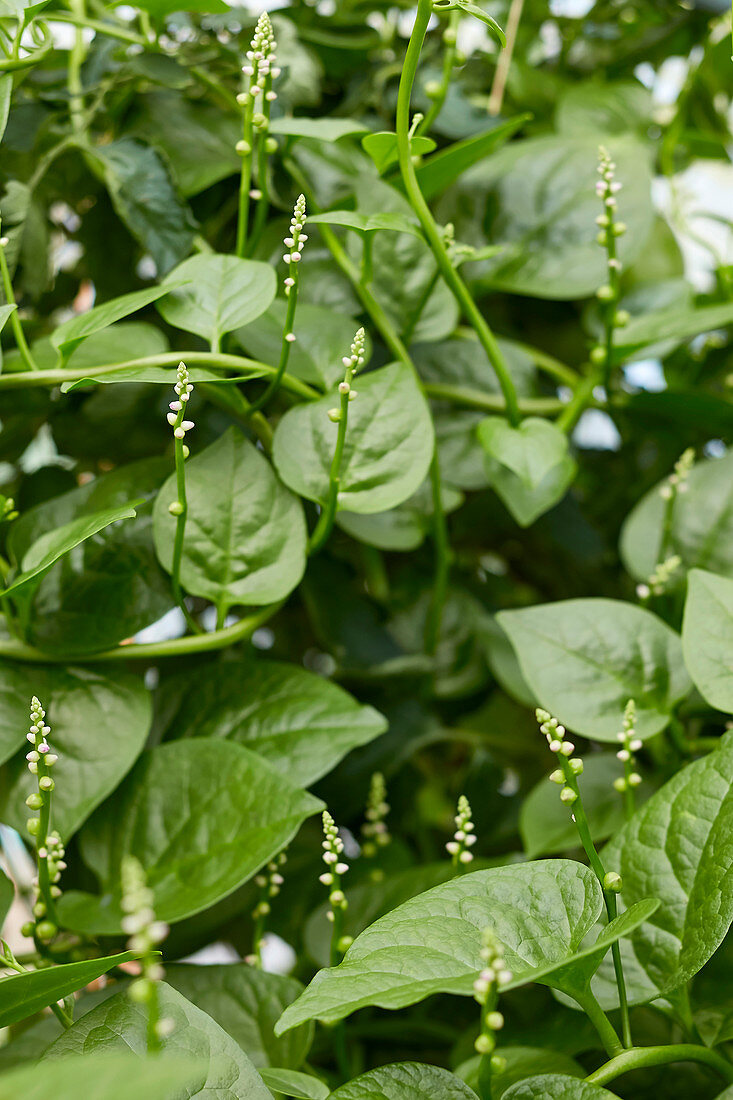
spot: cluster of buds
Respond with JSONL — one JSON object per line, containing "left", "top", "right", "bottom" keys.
{"left": 613, "top": 699, "right": 642, "bottom": 795}
{"left": 472, "top": 927, "right": 512, "bottom": 1057}
{"left": 446, "top": 795, "right": 477, "bottom": 866}
{"left": 590, "top": 147, "right": 628, "bottom": 366}
{"left": 660, "top": 447, "right": 694, "bottom": 501}
{"left": 537, "top": 708, "right": 584, "bottom": 806}
{"left": 167, "top": 362, "right": 194, "bottom": 447}
{"left": 361, "top": 771, "right": 391, "bottom": 861}
{"left": 328, "top": 328, "right": 365, "bottom": 423}
{"left": 0, "top": 495, "right": 18, "bottom": 524}
{"left": 251, "top": 851, "right": 287, "bottom": 928}
{"left": 636, "top": 554, "right": 682, "bottom": 601}
{"left": 283, "top": 194, "right": 307, "bottom": 305}
{"left": 320, "top": 810, "right": 350, "bottom": 944}
{"left": 23, "top": 697, "right": 62, "bottom": 942}
{"left": 236, "top": 13, "right": 280, "bottom": 190}
{"left": 121, "top": 856, "right": 172, "bottom": 1037}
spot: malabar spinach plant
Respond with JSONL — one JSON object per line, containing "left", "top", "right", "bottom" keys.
{"left": 1, "top": 0, "right": 733, "bottom": 1096}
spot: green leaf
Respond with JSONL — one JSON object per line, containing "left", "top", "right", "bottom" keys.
{"left": 555, "top": 82, "right": 653, "bottom": 136}
{"left": 0, "top": 952, "right": 140, "bottom": 1028}
{"left": 336, "top": 478, "right": 462, "bottom": 552}
{"left": 158, "top": 659, "right": 387, "bottom": 787}
{"left": 7, "top": 458, "right": 173, "bottom": 655}
{"left": 613, "top": 302, "right": 733, "bottom": 363}
{"left": 268, "top": 117, "right": 368, "bottom": 142}
{"left": 276, "top": 859, "right": 639, "bottom": 1032}
{"left": 130, "top": 0, "right": 228, "bottom": 16}
{"left": 60, "top": 364, "right": 264, "bottom": 392}
{"left": 4, "top": 500, "right": 142, "bottom": 599}
{"left": 682, "top": 569, "right": 733, "bottom": 713}
{"left": 259, "top": 1068, "right": 329, "bottom": 1099}
{"left": 157, "top": 254, "right": 276, "bottom": 347}
{"left": 44, "top": 983, "right": 271, "bottom": 1099}
{"left": 0, "top": 868, "right": 13, "bottom": 928}
{"left": 362, "top": 132, "right": 436, "bottom": 174}
{"left": 59, "top": 738, "right": 322, "bottom": 932}
{"left": 414, "top": 115, "right": 529, "bottom": 201}
{"left": 329, "top": 1063, "right": 479, "bottom": 1099}
{"left": 0, "top": 1052, "right": 204, "bottom": 1100}
{"left": 0, "top": 303, "right": 16, "bottom": 333}
{"left": 91, "top": 139, "right": 195, "bottom": 275}
{"left": 497, "top": 599, "right": 691, "bottom": 741}
{"left": 449, "top": 1, "right": 506, "bottom": 45}
{"left": 308, "top": 210, "right": 423, "bottom": 241}
{"left": 620, "top": 452, "right": 733, "bottom": 584}
{"left": 457, "top": 1048, "right": 584, "bottom": 1098}
{"left": 35, "top": 322, "right": 168, "bottom": 375}
{"left": 0, "top": 662, "right": 151, "bottom": 839}
{"left": 477, "top": 416, "right": 577, "bottom": 525}
{"left": 164, "top": 965, "right": 313, "bottom": 1070}
{"left": 272, "top": 361, "right": 434, "bottom": 514}
{"left": 236, "top": 301, "right": 372, "bottom": 389}
{"left": 51, "top": 285, "right": 183, "bottom": 358}
{"left": 598, "top": 733, "right": 733, "bottom": 1003}
{"left": 503, "top": 1076, "right": 616, "bottom": 1099}
{"left": 520, "top": 754, "right": 651, "bottom": 858}
{"left": 153, "top": 428, "right": 306, "bottom": 613}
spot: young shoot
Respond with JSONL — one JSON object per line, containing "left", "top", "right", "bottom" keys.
{"left": 446, "top": 794, "right": 476, "bottom": 869}
{"left": 361, "top": 772, "right": 391, "bottom": 879}
{"left": 308, "top": 328, "right": 365, "bottom": 555}
{"left": 635, "top": 554, "right": 681, "bottom": 603}
{"left": 614, "top": 700, "right": 643, "bottom": 820}
{"left": 248, "top": 195, "right": 307, "bottom": 416}
{"left": 236, "top": 13, "right": 279, "bottom": 257}
{"left": 320, "top": 810, "right": 352, "bottom": 965}
{"left": 22, "top": 696, "right": 63, "bottom": 947}
{"left": 473, "top": 927, "right": 513, "bottom": 1099}
{"left": 538, "top": 707, "right": 631, "bottom": 1048}
{"left": 122, "top": 855, "right": 171, "bottom": 1052}
{"left": 166, "top": 362, "right": 200, "bottom": 634}
{"left": 249, "top": 850, "right": 287, "bottom": 967}
{"left": 659, "top": 447, "right": 694, "bottom": 503}
{"left": 590, "top": 146, "right": 627, "bottom": 389}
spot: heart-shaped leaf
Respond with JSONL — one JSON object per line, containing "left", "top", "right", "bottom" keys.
{"left": 329, "top": 1063, "right": 480, "bottom": 1099}
{"left": 503, "top": 1076, "right": 616, "bottom": 1099}
{"left": 44, "top": 983, "right": 271, "bottom": 1099}
{"left": 362, "top": 132, "right": 436, "bottom": 174}
{"left": 59, "top": 739, "right": 322, "bottom": 932}
{"left": 52, "top": 285, "right": 182, "bottom": 358}
{"left": 0, "top": 1053, "right": 204, "bottom": 1100}
{"left": 308, "top": 210, "right": 423, "bottom": 241}
{"left": 272, "top": 362, "right": 434, "bottom": 515}
{"left": 682, "top": 569, "right": 733, "bottom": 713}
{"left": 497, "top": 599, "right": 691, "bottom": 741}
{"left": 153, "top": 428, "right": 306, "bottom": 613}
{"left": 477, "top": 416, "right": 576, "bottom": 526}
{"left": 157, "top": 255, "right": 276, "bottom": 348}
{"left": 0, "top": 952, "right": 141, "bottom": 1028}
{"left": 158, "top": 659, "right": 387, "bottom": 786}
{"left": 259, "top": 1068, "right": 329, "bottom": 1100}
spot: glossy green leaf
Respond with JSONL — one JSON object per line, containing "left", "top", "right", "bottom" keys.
{"left": 132, "top": 0, "right": 228, "bottom": 16}
{"left": 503, "top": 1076, "right": 615, "bottom": 1099}
{"left": 337, "top": 478, "right": 462, "bottom": 552}
{"left": 308, "top": 210, "right": 423, "bottom": 241}
{"left": 153, "top": 428, "right": 306, "bottom": 612}
{"left": 35, "top": 322, "right": 167, "bottom": 376}
{"left": 159, "top": 659, "right": 387, "bottom": 786}
{"left": 60, "top": 738, "right": 322, "bottom": 932}
{"left": 329, "top": 1063, "right": 479, "bottom": 1099}
{"left": 613, "top": 302, "right": 733, "bottom": 363}
{"left": 620, "top": 452, "right": 733, "bottom": 583}
{"left": 51, "top": 285, "right": 182, "bottom": 357}
{"left": 682, "top": 569, "right": 733, "bottom": 713}
{"left": 478, "top": 416, "right": 577, "bottom": 526}
{"left": 598, "top": 734, "right": 733, "bottom": 1003}
{"left": 44, "top": 983, "right": 271, "bottom": 1099}
{"left": 91, "top": 139, "right": 195, "bottom": 274}
{"left": 157, "top": 254, "right": 276, "bottom": 347}
{"left": 0, "top": 662, "right": 151, "bottom": 839}
{"left": 4, "top": 501, "right": 141, "bottom": 598}
{"left": 164, "top": 965, "right": 313, "bottom": 1070}
{"left": 0, "top": 1052, "right": 204, "bottom": 1100}
{"left": 7, "top": 458, "right": 172, "bottom": 655}
{"left": 259, "top": 1068, "right": 329, "bottom": 1099}
{"left": 555, "top": 82, "right": 652, "bottom": 136}
{"left": 0, "top": 303, "right": 16, "bottom": 333}
{"left": 268, "top": 117, "right": 368, "bottom": 141}
{"left": 498, "top": 599, "right": 691, "bottom": 741}
{"left": 236, "top": 301, "right": 372, "bottom": 389}
{"left": 0, "top": 868, "right": 13, "bottom": 927}
{"left": 272, "top": 361, "right": 434, "bottom": 514}
{"left": 134, "top": 91, "right": 240, "bottom": 196}
{"left": 60, "top": 365, "right": 264, "bottom": 391}
{"left": 414, "top": 115, "right": 529, "bottom": 200}
{"left": 276, "top": 860, "right": 646, "bottom": 1032}
{"left": 362, "top": 132, "right": 436, "bottom": 174}
{"left": 457, "top": 1048, "right": 583, "bottom": 1098}
{"left": 0, "top": 952, "right": 140, "bottom": 1028}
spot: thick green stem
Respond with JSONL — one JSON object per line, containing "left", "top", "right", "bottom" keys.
{"left": 587, "top": 1044, "right": 733, "bottom": 1087}
{"left": 0, "top": 232, "right": 38, "bottom": 371}
{"left": 67, "top": 0, "right": 87, "bottom": 138}
{"left": 575, "top": 989, "right": 624, "bottom": 1058}
{"left": 395, "top": 1, "right": 520, "bottom": 425}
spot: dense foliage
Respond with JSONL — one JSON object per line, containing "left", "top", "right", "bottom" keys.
{"left": 1, "top": 0, "right": 733, "bottom": 1097}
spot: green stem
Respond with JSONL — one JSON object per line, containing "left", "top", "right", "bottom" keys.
{"left": 395, "top": 0, "right": 520, "bottom": 426}
{"left": 426, "top": 383, "right": 564, "bottom": 416}
{"left": 67, "top": 0, "right": 87, "bottom": 138}
{"left": 587, "top": 1044, "right": 733, "bottom": 1087}
{"left": 402, "top": 267, "right": 439, "bottom": 345}
{"left": 0, "top": 604, "right": 280, "bottom": 663}
{"left": 308, "top": 376, "right": 351, "bottom": 555}
{"left": 170, "top": 429, "right": 201, "bottom": 636}
{"left": 424, "top": 454, "right": 449, "bottom": 655}
{"left": 0, "top": 233, "right": 38, "bottom": 371}
{"left": 417, "top": 10, "right": 459, "bottom": 136}
{"left": 147, "top": 982, "right": 160, "bottom": 1054}
{"left": 555, "top": 368, "right": 601, "bottom": 435}
{"left": 248, "top": 71, "right": 274, "bottom": 256}
{"left": 236, "top": 83, "right": 255, "bottom": 257}
{"left": 575, "top": 989, "right": 624, "bottom": 1058}
{"left": 247, "top": 277, "right": 299, "bottom": 416}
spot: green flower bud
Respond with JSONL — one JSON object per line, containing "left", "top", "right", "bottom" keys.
{"left": 25, "top": 793, "right": 43, "bottom": 810}
{"left": 589, "top": 346, "right": 606, "bottom": 365}
{"left": 603, "top": 871, "right": 622, "bottom": 892}
{"left": 613, "top": 221, "right": 627, "bottom": 236}
{"left": 265, "top": 137, "right": 278, "bottom": 154}
{"left": 474, "top": 1033, "right": 494, "bottom": 1055}
{"left": 20, "top": 921, "right": 35, "bottom": 938}
{"left": 596, "top": 284, "right": 614, "bottom": 300}
{"left": 614, "top": 310, "right": 630, "bottom": 327}
{"left": 27, "top": 817, "right": 40, "bottom": 836}
{"left": 327, "top": 408, "right": 341, "bottom": 423}
{"left": 424, "top": 80, "right": 442, "bottom": 99}
{"left": 36, "top": 920, "right": 57, "bottom": 941}
{"left": 168, "top": 501, "right": 184, "bottom": 516}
